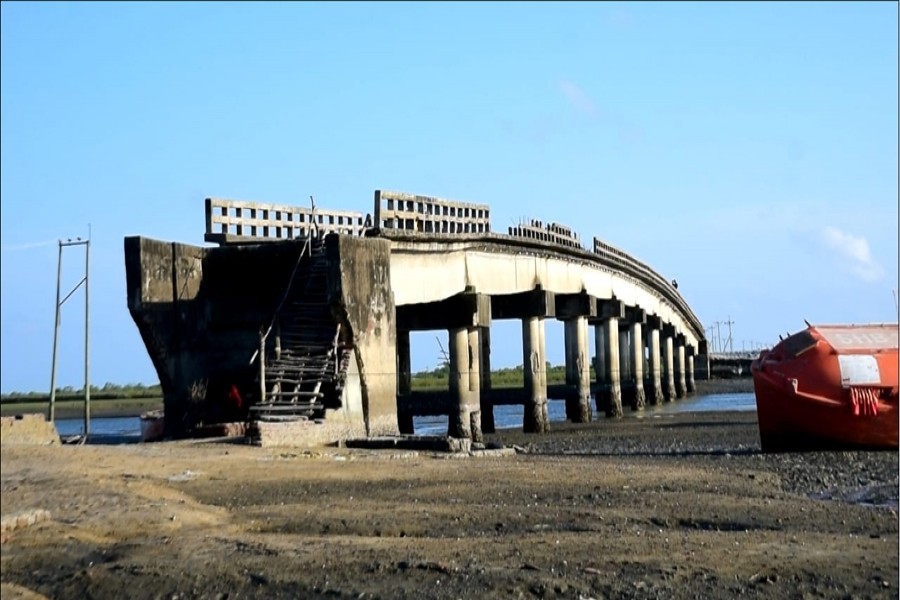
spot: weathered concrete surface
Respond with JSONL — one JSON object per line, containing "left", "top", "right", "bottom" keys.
{"left": 0, "top": 415, "right": 59, "bottom": 447}
{"left": 380, "top": 232, "right": 704, "bottom": 351}
{"left": 325, "top": 234, "right": 398, "bottom": 436}
{"left": 125, "top": 234, "right": 395, "bottom": 441}
{"left": 125, "top": 236, "right": 298, "bottom": 438}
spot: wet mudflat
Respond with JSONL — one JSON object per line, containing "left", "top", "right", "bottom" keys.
{"left": 1, "top": 410, "right": 897, "bottom": 600}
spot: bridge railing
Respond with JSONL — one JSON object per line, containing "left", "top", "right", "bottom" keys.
{"left": 205, "top": 198, "right": 366, "bottom": 243}
{"left": 592, "top": 236, "right": 703, "bottom": 332}
{"left": 374, "top": 190, "right": 491, "bottom": 234}
{"left": 508, "top": 219, "right": 582, "bottom": 249}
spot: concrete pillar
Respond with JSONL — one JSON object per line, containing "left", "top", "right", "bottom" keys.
{"left": 522, "top": 316, "right": 549, "bottom": 433}
{"left": 593, "top": 323, "right": 606, "bottom": 414}
{"left": 675, "top": 341, "right": 686, "bottom": 398}
{"left": 604, "top": 317, "right": 623, "bottom": 417}
{"left": 630, "top": 321, "right": 646, "bottom": 411}
{"left": 467, "top": 327, "right": 483, "bottom": 443}
{"left": 687, "top": 353, "right": 696, "bottom": 394}
{"left": 662, "top": 333, "right": 675, "bottom": 402}
{"left": 448, "top": 327, "right": 472, "bottom": 439}
{"left": 396, "top": 329, "right": 414, "bottom": 434}
{"left": 618, "top": 324, "right": 631, "bottom": 385}
{"left": 646, "top": 327, "right": 664, "bottom": 405}
{"left": 479, "top": 326, "right": 495, "bottom": 434}
{"left": 564, "top": 316, "right": 592, "bottom": 423}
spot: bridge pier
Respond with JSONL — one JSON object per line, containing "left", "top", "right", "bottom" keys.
{"left": 493, "top": 288, "right": 555, "bottom": 433}
{"left": 563, "top": 316, "right": 592, "bottom": 422}
{"left": 558, "top": 292, "right": 596, "bottom": 424}
{"left": 522, "top": 316, "right": 549, "bottom": 433}
{"left": 397, "top": 328, "right": 414, "bottom": 434}
{"left": 662, "top": 328, "right": 676, "bottom": 402}
{"left": 627, "top": 308, "right": 647, "bottom": 411}
{"left": 479, "top": 326, "right": 495, "bottom": 434}
{"left": 675, "top": 336, "right": 687, "bottom": 398}
{"left": 619, "top": 322, "right": 632, "bottom": 407}
{"left": 593, "top": 299, "right": 625, "bottom": 418}
{"left": 686, "top": 349, "right": 696, "bottom": 394}
{"left": 448, "top": 327, "right": 484, "bottom": 442}
{"left": 646, "top": 317, "right": 664, "bottom": 405}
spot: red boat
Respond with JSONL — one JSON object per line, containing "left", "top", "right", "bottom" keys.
{"left": 751, "top": 323, "right": 898, "bottom": 452}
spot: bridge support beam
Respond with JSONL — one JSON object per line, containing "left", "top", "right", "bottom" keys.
{"left": 645, "top": 316, "right": 664, "bottom": 405}
{"left": 448, "top": 326, "right": 482, "bottom": 442}
{"left": 563, "top": 316, "right": 592, "bottom": 423}
{"left": 397, "top": 328, "right": 414, "bottom": 434}
{"left": 662, "top": 327, "right": 676, "bottom": 402}
{"left": 592, "top": 299, "right": 625, "bottom": 418}
{"left": 675, "top": 335, "right": 687, "bottom": 398}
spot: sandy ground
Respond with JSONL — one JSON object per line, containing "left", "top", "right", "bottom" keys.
{"left": 1, "top": 406, "right": 897, "bottom": 599}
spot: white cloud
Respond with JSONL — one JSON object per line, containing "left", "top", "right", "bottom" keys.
{"left": 821, "top": 226, "right": 885, "bottom": 282}
{"left": 559, "top": 79, "right": 597, "bottom": 119}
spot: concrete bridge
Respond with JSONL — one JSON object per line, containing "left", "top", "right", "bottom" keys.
{"left": 125, "top": 190, "right": 709, "bottom": 444}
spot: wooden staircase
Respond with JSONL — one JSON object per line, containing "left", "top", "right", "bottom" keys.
{"left": 249, "top": 236, "right": 352, "bottom": 426}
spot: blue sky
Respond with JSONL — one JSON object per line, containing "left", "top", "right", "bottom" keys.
{"left": 2, "top": 2, "right": 897, "bottom": 393}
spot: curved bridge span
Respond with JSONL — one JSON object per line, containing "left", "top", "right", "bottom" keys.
{"left": 126, "top": 190, "right": 709, "bottom": 443}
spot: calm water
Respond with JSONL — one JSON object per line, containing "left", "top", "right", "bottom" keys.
{"left": 414, "top": 392, "right": 755, "bottom": 435}
{"left": 53, "top": 392, "right": 755, "bottom": 440}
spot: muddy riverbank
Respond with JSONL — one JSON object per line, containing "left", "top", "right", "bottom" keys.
{"left": 1, "top": 409, "right": 896, "bottom": 600}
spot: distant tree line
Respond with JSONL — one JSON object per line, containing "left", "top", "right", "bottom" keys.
{"left": 1, "top": 382, "right": 162, "bottom": 403}
{"left": 3, "top": 363, "right": 596, "bottom": 401}
{"left": 411, "top": 363, "right": 595, "bottom": 390}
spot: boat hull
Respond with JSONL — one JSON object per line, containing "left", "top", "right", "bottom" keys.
{"left": 753, "top": 368, "right": 898, "bottom": 452}
{"left": 751, "top": 323, "right": 898, "bottom": 452}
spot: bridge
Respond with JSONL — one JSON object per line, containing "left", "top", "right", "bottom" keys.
{"left": 125, "top": 190, "right": 710, "bottom": 445}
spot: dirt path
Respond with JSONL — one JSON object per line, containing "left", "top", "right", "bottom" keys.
{"left": 1, "top": 411, "right": 896, "bottom": 599}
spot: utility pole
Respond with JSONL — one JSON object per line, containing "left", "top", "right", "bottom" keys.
{"left": 724, "top": 317, "right": 735, "bottom": 353}
{"left": 47, "top": 229, "right": 91, "bottom": 438}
